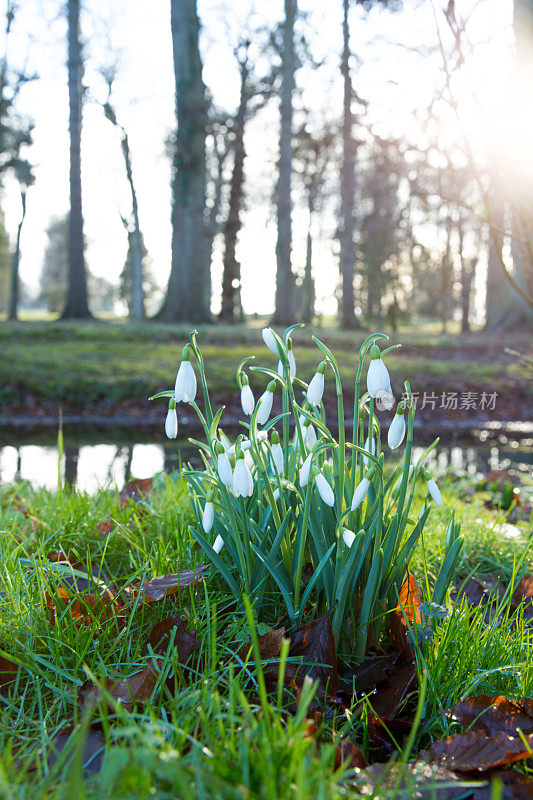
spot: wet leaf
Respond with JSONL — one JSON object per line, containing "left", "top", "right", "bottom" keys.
{"left": 142, "top": 615, "right": 199, "bottom": 663}
{"left": 367, "top": 715, "right": 413, "bottom": 758}
{"left": 236, "top": 627, "right": 286, "bottom": 691}
{"left": 44, "top": 725, "right": 106, "bottom": 775}
{"left": 46, "top": 553, "right": 114, "bottom": 595}
{"left": 0, "top": 651, "right": 19, "bottom": 695}
{"left": 46, "top": 588, "right": 123, "bottom": 628}
{"left": 358, "top": 761, "right": 490, "bottom": 800}
{"left": 127, "top": 566, "right": 209, "bottom": 608}
{"left": 288, "top": 615, "right": 338, "bottom": 697}
{"left": 119, "top": 477, "right": 153, "bottom": 507}
{"left": 446, "top": 695, "right": 533, "bottom": 738}
{"left": 369, "top": 660, "right": 418, "bottom": 721}
{"left": 340, "top": 652, "right": 401, "bottom": 695}
{"left": 390, "top": 573, "right": 423, "bottom": 657}
{"left": 334, "top": 740, "right": 368, "bottom": 770}
{"left": 511, "top": 577, "right": 533, "bottom": 629}
{"left": 452, "top": 576, "right": 505, "bottom": 624}
{"left": 79, "top": 663, "right": 161, "bottom": 712}
{"left": 425, "top": 730, "right": 533, "bottom": 772}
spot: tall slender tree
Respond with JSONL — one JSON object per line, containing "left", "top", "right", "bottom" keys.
{"left": 272, "top": 0, "right": 297, "bottom": 324}
{"left": 157, "top": 0, "right": 210, "bottom": 322}
{"left": 62, "top": 0, "right": 91, "bottom": 319}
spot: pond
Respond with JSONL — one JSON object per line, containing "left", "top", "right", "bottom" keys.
{"left": 0, "top": 422, "right": 531, "bottom": 493}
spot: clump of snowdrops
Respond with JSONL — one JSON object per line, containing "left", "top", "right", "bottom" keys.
{"left": 152, "top": 326, "right": 463, "bottom": 659}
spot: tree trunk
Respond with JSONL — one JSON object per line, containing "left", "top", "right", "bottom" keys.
{"left": 157, "top": 0, "right": 209, "bottom": 323}
{"left": 121, "top": 131, "right": 144, "bottom": 321}
{"left": 339, "top": 0, "right": 360, "bottom": 330}
{"left": 8, "top": 188, "right": 26, "bottom": 321}
{"left": 220, "top": 57, "right": 250, "bottom": 322}
{"left": 62, "top": 0, "right": 91, "bottom": 319}
{"left": 302, "top": 191, "right": 315, "bottom": 324}
{"left": 272, "top": 0, "right": 296, "bottom": 325}
{"left": 440, "top": 213, "right": 453, "bottom": 333}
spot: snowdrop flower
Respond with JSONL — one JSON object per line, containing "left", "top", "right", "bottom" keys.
{"left": 240, "top": 374, "right": 255, "bottom": 416}
{"left": 299, "top": 452, "right": 313, "bottom": 486}
{"left": 367, "top": 344, "right": 393, "bottom": 409}
{"left": 271, "top": 431, "right": 283, "bottom": 475}
{"left": 363, "top": 435, "right": 376, "bottom": 467}
{"left": 213, "top": 535, "right": 224, "bottom": 554}
{"left": 232, "top": 449, "right": 254, "bottom": 498}
{"left": 277, "top": 340, "right": 296, "bottom": 382}
{"left": 304, "top": 422, "right": 317, "bottom": 449}
{"left": 262, "top": 327, "right": 281, "bottom": 355}
{"left": 165, "top": 397, "right": 178, "bottom": 439}
{"left": 387, "top": 402, "right": 406, "bottom": 450}
{"left": 272, "top": 487, "right": 280, "bottom": 501}
{"left": 174, "top": 346, "right": 197, "bottom": 403}
{"left": 425, "top": 470, "right": 443, "bottom": 506}
{"left": 256, "top": 380, "right": 276, "bottom": 425}
{"left": 307, "top": 361, "right": 326, "bottom": 407}
{"left": 351, "top": 470, "right": 374, "bottom": 511}
{"left": 215, "top": 442, "right": 233, "bottom": 488}
{"left": 342, "top": 528, "right": 356, "bottom": 548}
{"left": 314, "top": 470, "right": 335, "bottom": 507}
{"left": 202, "top": 493, "right": 214, "bottom": 533}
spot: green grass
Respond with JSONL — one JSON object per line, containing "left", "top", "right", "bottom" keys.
{"left": 0, "top": 320, "right": 530, "bottom": 408}
{"left": 0, "top": 470, "right": 531, "bottom": 798}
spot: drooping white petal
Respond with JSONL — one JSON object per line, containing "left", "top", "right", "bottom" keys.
{"left": 307, "top": 372, "right": 324, "bottom": 406}
{"left": 363, "top": 436, "right": 376, "bottom": 467}
{"left": 314, "top": 473, "right": 335, "bottom": 507}
{"left": 387, "top": 414, "right": 406, "bottom": 450}
{"left": 305, "top": 425, "right": 317, "bottom": 449}
{"left": 271, "top": 442, "right": 284, "bottom": 475}
{"left": 351, "top": 477, "right": 370, "bottom": 511}
{"left": 241, "top": 384, "right": 255, "bottom": 416}
{"left": 233, "top": 458, "right": 254, "bottom": 497}
{"left": 367, "top": 357, "right": 392, "bottom": 400}
{"left": 342, "top": 529, "right": 356, "bottom": 548}
{"left": 300, "top": 453, "right": 313, "bottom": 486}
{"left": 427, "top": 478, "right": 443, "bottom": 506}
{"left": 256, "top": 390, "right": 273, "bottom": 425}
{"left": 288, "top": 350, "right": 296, "bottom": 381}
{"left": 272, "top": 487, "right": 280, "bottom": 501}
{"left": 217, "top": 453, "right": 233, "bottom": 487}
{"left": 262, "top": 327, "right": 280, "bottom": 355}
{"left": 165, "top": 408, "right": 178, "bottom": 439}
{"left": 376, "top": 388, "right": 395, "bottom": 411}
{"left": 213, "top": 534, "right": 224, "bottom": 554}
{"left": 202, "top": 501, "right": 214, "bottom": 533}
{"left": 175, "top": 361, "right": 197, "bottom": 402}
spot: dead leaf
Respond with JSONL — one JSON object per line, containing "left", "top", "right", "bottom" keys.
{"left": 342, "top": 652, "right": 402, "bottom": 694}
{"left": 452, "top": 576, "right": 506, "bottom": 624}
{"left": 142, "top": 615, "right": 199, "bottom": 663}
{"left": 236, "top": 627, "right": 286, "bottom": 691}
{"left": 0, "top": 652, "right": 19, "bottom": 695}
{"left": 511, "top": 577, "right": 533, "bottom": 629}
{"left": 46, "top": 588, "right": 123, "bottom": 628}
{"left": 390, "top": 573, "right": 423, "bottom": 657}
{"left": 79, "top": 663, "right": 161, "bottom": 712}
{"left": 358, "top": 761, "right": 490, "bottom": 800}
{"left": 425, "top": 730, "right": 533, "bottom": 772}
{"left": 127, "top": 567, "right": 209, "bottom": 609}
{"left": 334, "top": 740, "right": 368, "bottom": 770}
{"left": 119, "top": 477, "right": 153, "bottom": 507}
{"left": 446, "top": 695, "right": 533, "bottom": 738}
{"left": 369, "top": 660, "right": 418, "bottom": 721}
{"left": 288, "top": 615, "right": 338, "bottom": 697}
{"left": 44, "top": 725, "right": 106, "bottom": 775}
{"left": 46, "top": 553, "right": 114, "bottom": 595}
{"left": 367, "top": 715, "right": 413, "bottom": 758}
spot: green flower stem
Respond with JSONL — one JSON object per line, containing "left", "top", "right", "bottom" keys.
{"left": 189, "top": 331, "right": 213, "bottom": 426}
{"left": 218, "top": 484, "right": 248, "bottom": 587}
{"left": 293, "top": 480, "right": 313, "bottom": 612}
{"left": 239, "top": 497, "right": 252, "bottom": 593}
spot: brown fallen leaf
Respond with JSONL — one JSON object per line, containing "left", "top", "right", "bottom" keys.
{"left": 425, "top": 730, "right": 533, "bottom": 772}
{"left": 79, "top": 662, "right": 161, "bottom": 712}
{"left": 334, "top": 740, "right": 368, "bottom": 770}
{"left": 369, "top": 660, "right": 418, "bottom": 721}
{"left": 119, "top": 477, "right": 153, "bottom": 507}
{"left": 34, "top": 725, "right": 107, "bottom": 775}
{"left": 288, "top": 615, "right": 338, "bottom": 697}
{"left": 511, "top": 577, "right": 533, "bottom": 629}
{"left": 446, "top": 695, "right": 533, "bottom": 738}
{"left": 367, "top": 715, "right": 413, "bottom": 758}
{"left": 46, "top": 588, "right": 123, "bottom": 628}
{"left": 343, "top": 652, "right": 401, "bottom": 694}
{"left": 141, "top": 615, "right": 199, "bottom": 664}
{"left": 46, "top": 553, "right": 115, "bottom": 596}
{"left": 389, "top": 573, "right": 423, "bottom": 657}
{"left": 0, "top": 651, "right": 19, "bottom": 695}
{"left": 452, "top": 576, "right": 506, "bottom": 624}
{"left": 127, "top": 567, "right": 209, "bottom": 609}
{"left": 358, "top": 761, "right": 492, "bottom": 800}
{"left": 236, "top": 628, "right": 286, "bottom": 691}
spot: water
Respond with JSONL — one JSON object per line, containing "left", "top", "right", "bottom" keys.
{"left": 0, "top": 424, "right": 531, "bottom": 493}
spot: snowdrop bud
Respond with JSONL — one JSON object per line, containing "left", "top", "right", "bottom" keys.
{"left": 165, "top": 397, "right": 178, "bottom": 439}
{"left": 342, "top": 528, "right": 356, "bottom": 548}
{"left": 287, "top": 340, "right": 296, "bottom": 381}
{"left": 215, "top": 442, "right": 233, "bottom": 487}
{"left": 240, "top": 374, "right": 255, "bottom": 416}
{"left": 351, "top": 474, "right": 372, "bottom": 511}
{"left": 305, "top": 423, "right": 317, "bottom": 449}
{"left": 272, "top": 487, "right": 280, "bottom": 501}
{"left": 408, "top": 465, "right": 415, "bottom": 480}
{"left": 256, "top": 380, "right": 276, "bottom": 425}
{"left": 367, "top": 344, "right": 393, "bottom": 408}
{"left": 174, "top": 345, "right": 197, "bottom": 403}
{"left": 300, "top": 452, "right": 313, "bottom": 486}
{"left": 202, "top": 494, "right": 214, "bottom": 533}
{"left": 262, "top": 327, "right": 281, "bottom": 355}
{"left": 232, "top": 450, "right": 254, "bottom": 498}
{"left": 424, "top": 470, "right": 443, "bottom": 506}
{"left": 271, "top": 431, "right": 284, "bottom": 475}
{"left": 314, "top": 471, "right": 335, "bottom": 507}
{"left": 307, "top": 361, "right": 326, "bottom": 407}
{"left": 363, "top": 435, "right": 376, "bottom": 467}
{"left": 213, "top": 534, "right": 224, "bottom": 554}
{"left": 387, "top": 402, "right": 406, "bottom": 450}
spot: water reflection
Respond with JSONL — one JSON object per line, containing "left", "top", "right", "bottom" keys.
{"left": 0, "top": 434, "right": 530, "bottom": 493}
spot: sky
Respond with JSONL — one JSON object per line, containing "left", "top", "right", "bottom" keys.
{"left": 1, "top": 0, "right": 515, "bottom": 316}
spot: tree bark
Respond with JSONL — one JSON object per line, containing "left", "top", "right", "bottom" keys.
{"left": 272, "top": 0, "right": 296, "bottom": 325}
{"left": 62, "top": 0, "right": 91, "bottom": 319}
{"left": 120, "top": 129, "right": 144, "bottom": 321}
{"left": 339, "top": 0, "right": 360, "bottom": 329}
{"left": 220, "top": 56, "right": 250, "bottom": 322}
{"left": 302, "top": 191, "right": 315, "bottom": 324}
{"left": 157, "top": 0, "right": 210, "bottom": 322}
{"left": 8, "top": 188, "right": 26, "bottom": 321}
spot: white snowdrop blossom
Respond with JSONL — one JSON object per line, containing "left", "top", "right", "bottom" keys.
{"left": 363, "top": 435, "right": 376, "bottom": 467}
{"left": 426, "top": 472, "right": 443, "bottom": 506}
{"left": 174, "top": 346, "right": 197, "bottom": 403}
{"left": 314, "top": 472, "right": 335, "bottom": 507}
{"left": 388, "top": 402, "right": 406, "bottom": 450}
{"left": 367, "top": 344, "right": 393, "bottom": 408}
{"left": 277, "top": 342, "right": 296, "bottom": 382}
{"left": 240, "top": 376, "right": 255, "bottom": 416}
{"left": 202, "top": 500, "right": 214, "bottom": 533}
{"left": 262, "top": 327, "right": 280, "bottom": 355}
{"left": 307, "top": 361, "right": 326, "bottom": 406}
{"left": 351, "top": 476, "right": 371, "bottom": 511}
{"left": 272, "top": 487, "right": 280, "bottom": 501}
{"left": 213, "top": 535, "right": 224, "bottom": 554}
{"left": 256, "top": 381, "right": 275, "bottom": 425}
{"left": 233, "top": 452, "right": 254, "bottom": 498}
{"left": 216, "top": 443, "right": 233, "bottom": 488}
{"left": 305, "top": 423, "right": 317, "bottom": 449}
{"left": 165, "top": 398, "right": 178, "bottom": 439}
{"left": 300, "top": 453, "right": 313, "bottom": 486}
{"left": 270, "top": 431, "right": 283, "bottom": 475}
{"left": 342, "top": 528, "right": 356, "bottom": 548}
